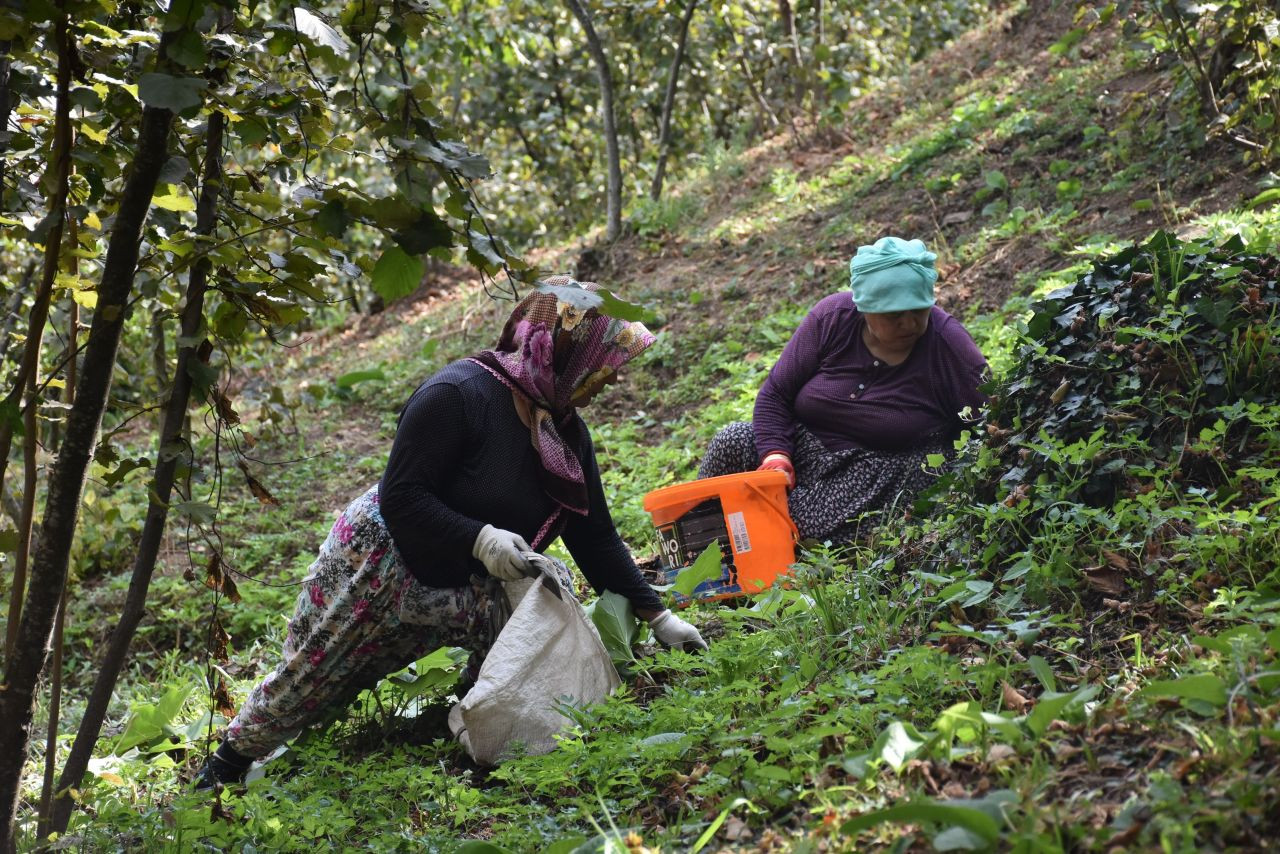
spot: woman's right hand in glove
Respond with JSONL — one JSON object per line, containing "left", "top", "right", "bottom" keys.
{"left": 473, "top": 524, "right": 532, "bottom": 581}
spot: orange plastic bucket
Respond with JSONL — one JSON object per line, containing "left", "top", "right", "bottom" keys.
{"left": 642, "top": 470, "right": 799, "bottom": 604}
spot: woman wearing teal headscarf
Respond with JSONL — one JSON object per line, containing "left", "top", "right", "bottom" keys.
{"left": 699, "top": 237, "right": 989, "bottom": 544}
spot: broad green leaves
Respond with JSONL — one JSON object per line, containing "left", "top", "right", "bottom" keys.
{"left": 535, "top": 280, "right": 649, "bottom": 321}
{"left": 292, "top": 7, "right": 350, "bottom": 56}
{"left": 672, "top": 541, "right": 724, "bottom": 597}
{"left": 585, "top": 590, "right": 638, "bottom": 665}
{"left": 137, "top": 72, "right": 206, "bottom": 111}
{"left": 151, "top": 184, "right": 196, "bottom": 211}
{"left": 1140, "top": 674, "right": 1228, "bottom": 711}
{"left": 334, "top": 368, "right": 386, "bottom": 389}
{"left": 371, "top": 246, "right": 424, "bottom": 301}
{"left": 842, "top": 798, "right": 1006, "bottom": 848}
{"left": 112, "top": 686, "right": 194, "bottom": 755}
{"left": 388, "top": 646, "right": 469, "bottom": 700}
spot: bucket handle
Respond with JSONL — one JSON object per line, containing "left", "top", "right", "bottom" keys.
{"left": 745, "top": 480, "right": 800, "bottom": 543}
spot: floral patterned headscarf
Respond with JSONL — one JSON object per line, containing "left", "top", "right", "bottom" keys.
{"left": 469, "top": 275, "right": 655, "bottom": 516}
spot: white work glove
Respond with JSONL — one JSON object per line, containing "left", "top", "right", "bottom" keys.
{"left": 649, "top": 609, "right": 708, "bottom": 651}
{"left": 472, "top": 524, "right": 532, "bottom": 581}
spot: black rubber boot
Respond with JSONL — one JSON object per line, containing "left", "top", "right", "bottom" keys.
{"left": 193, "top": 742, "right": 253, "bottom": 790}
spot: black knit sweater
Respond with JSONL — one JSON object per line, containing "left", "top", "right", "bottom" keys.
{"left": 379, "top": 359, "right": 662, "bottom": 613}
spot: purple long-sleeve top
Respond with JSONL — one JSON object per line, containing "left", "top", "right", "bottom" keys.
{"left": 753, "top": 293, "right": 989, "bottom": 457}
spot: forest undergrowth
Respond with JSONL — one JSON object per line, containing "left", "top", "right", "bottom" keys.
{"left": 12, "top": 3, "right": 1280, "bottom": 852}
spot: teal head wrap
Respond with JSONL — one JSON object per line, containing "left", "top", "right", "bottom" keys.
{"left": 848, "top": 236, "right": 938, "bottom": 313}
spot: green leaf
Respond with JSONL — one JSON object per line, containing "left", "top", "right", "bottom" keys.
{"left": 393, "top": 210, "right": 453, "bottom": 255}
{"left": 585, "top": 590, "right": 638, "bottom": 665}
{"left": 596, "top": 288, "right": 648, "bottom": 322}
{"left": 961, "top": 580, "right": 993, "bottom": 608}
{"left": 841, "top": 801, "right": 1000, "bottom": 844}
{"left": 454, "top": 843, "right": 514, "bottom": 854}
{"left": 984, "top": 170, "right": 1008, "bottom": 191}
{"left": 1246, "top": 187, "right": 1280, "bottom": 209}
{"left": 157, "top": 155, "right": 191, "bottom": 184}
{"left": 542, "top": 839, "right": 589, "bottom": 854}
{"left": 637, "top": 731, "right": 687, "bottom": 750}
{"left": 0, "top": 530, "right": 18, "bottom": 552}
{"left": 873, "top": 721, "right": 927, "bottom": 771}
{"left": 137, "top": 72, "right": 207, "bottom": 111}
{"left": 114, "top": 685, "right": 192, "bottom": 754}
{"left": 315, "top": 199, "right": 349, "bottom": 238}
{"left": 185, "top": 359, "right": 219, "bottom": 395}
{"left": 537, "top": 281, "right": 603, "bottom": 311}
{"left": 1048, "top": 27, "right": 1086, "bottom": 56}
{"left": 152, "top": 184, "right": 196, "bottom": 212}
{"left": 101, "top": 456, "right": 153, "bottom": 488}
{"left": 163, "top": 0, "right": 206, "bottom": 32}
{"left": 692, "top": 797, "right": 755, "bottom": 853}
{"left": 388, "top": 646, "right": 468, "bottom": 700}
{"left": 292, "top": 7, "right": 349, "bottom": 56}
{"left": 467, "top": 230, "right": 505, "bottom": 271}
{"left": 1026, "top": 686, "right": 1098, "bottom": 736}
{"left": 1141, "top": 674, "right": 1228, "bottom": 706}
{"left": 421, "top": 140, "right": 490, "bottom": 179}
{"left": 335, "top": 368, "right": 386, "bottom": 389}
{"left": 1027, "top": 655, "right": 1057, "bottom": 692}
{"left": 165, "top": 29, "right": 206, "bottom": 67}
{"left": 371, "top": 245, "right": 423, "bottom": 301}
{"left": 237, "top": 117, "right": 270, "bottom": 146}
{"left": 672, "top": 541, "right": 723, "bottom": 596}
{"left": 172, "top": 501, "right": 217, "bottom": 525}
{"left": 421, "top": 339, "right": 440, "bottom": 360}
{"left": 368, "top": 196, "right": 421, "bottom": 229}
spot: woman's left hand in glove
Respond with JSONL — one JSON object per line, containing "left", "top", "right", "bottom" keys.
{"left": 648, "top": 609, "right": 708, "bottom": 651}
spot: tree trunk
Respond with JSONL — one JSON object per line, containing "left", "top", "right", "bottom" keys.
{"left": 719, "top": 9, "right": 779, "bottom": 131}
{"left": 0, "top": 40, "right": 14, "bottom": 206}
{"left": 650, "top": 0, "right": 700, "bottom": 201}
{"left": 49, "top": 109, "right": 225, "bottom": 839}
{"left": 0, "top": 40, "right": 181, "bottom": 853}
{"left": 150, "top": 307, "right": 170, "bottom": 390}
{"left": 1, "top": 7, "right": 73, "bottom": 670}
{"left": 564, "top": 0, "right": 623, "bottom": 242}
{"left": 6, "top": 369, "right": 38, "bottom": 671}
{"left": 37, "top": 241, "right": 78, "bottom": 841}
{"left": 777, "top": 0, "right": 801, "bottom": 77}
{"left": 811, "top": 0, "right": 827, "bottom": 116}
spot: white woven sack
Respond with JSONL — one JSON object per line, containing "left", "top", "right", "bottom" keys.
{"left": 448, "top": 569, "right": 620, "bottom": 765}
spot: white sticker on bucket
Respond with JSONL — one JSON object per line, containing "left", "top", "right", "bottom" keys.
{"left": 727, "top": 511, "right": 750, "bottom": 554}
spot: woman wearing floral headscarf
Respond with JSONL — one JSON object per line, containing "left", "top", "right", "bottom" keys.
{"left": 699, "top": 237, "right": 990, "bottom": 545}
{"left": 197, "top": 277, "right": 704, "bottom": 788}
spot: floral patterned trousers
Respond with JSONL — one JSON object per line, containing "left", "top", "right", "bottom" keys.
{"left": 225, "top": 485, "right": 498, "bottom": 759}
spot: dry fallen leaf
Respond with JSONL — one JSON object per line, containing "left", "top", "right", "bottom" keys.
{"left": 986, "top": 743, "right": 1017, "bottom": 764}
{"left": 1002, "top": 680, "right": 1032, "bottom": 713}
{"left": 1103, "top": 550, "right": 1131, "bottom": 572}
{"left": 1083, "top": 565, "right": 1126, "bottom": 596}
{"left": 723, "top": 815, "right": 752, "bottom": 842}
